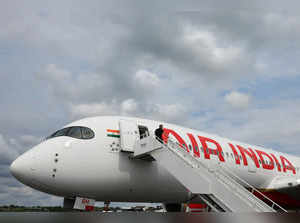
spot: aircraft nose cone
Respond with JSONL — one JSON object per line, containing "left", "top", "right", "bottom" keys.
{"left": 10, "top": 158, "right": 23, "bottom": 179}
{"left": 10, "top": 152, "right": 35, "bottom": 183}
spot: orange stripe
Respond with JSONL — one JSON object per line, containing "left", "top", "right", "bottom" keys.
{"left": 107, "top": 129, "right": 120, "bottom": 133}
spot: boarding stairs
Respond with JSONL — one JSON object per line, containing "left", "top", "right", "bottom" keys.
{"left": 132, "top": 135, "right": 287, "bottom": 212}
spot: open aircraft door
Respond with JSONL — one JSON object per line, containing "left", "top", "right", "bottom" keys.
{"left": 119, "top": 119, "right": 139, "bottom": 152}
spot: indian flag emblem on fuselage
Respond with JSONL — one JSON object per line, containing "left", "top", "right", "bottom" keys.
{"left": 107, "top": 129, "right": 120, "bottom": 138}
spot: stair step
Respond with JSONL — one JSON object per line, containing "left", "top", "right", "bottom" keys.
{"left": 132, "top": 136, "right": 286, "bottom": 213}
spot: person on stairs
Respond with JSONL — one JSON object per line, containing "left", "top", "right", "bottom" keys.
{"left": 155, "top": 124, "right": 164, "bottom": 142}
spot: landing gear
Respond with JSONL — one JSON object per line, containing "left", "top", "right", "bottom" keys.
{"left": 163, "top": 203, "right": 183, "bottom": 212}
{"left": 63, "top": 197, "right": 75, "bottom": 210}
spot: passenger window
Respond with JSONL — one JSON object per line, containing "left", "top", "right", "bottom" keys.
{"left": 81, "top": 127, "right": 94, "bottom": 139}
{"left": 67, "top": 127, "right": 82, "bottom": 139}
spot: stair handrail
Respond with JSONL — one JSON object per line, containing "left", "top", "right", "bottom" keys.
{"left": 216, "top": 164, "right": 287, "bottom": 212}
{"left": 153, "top": 135, "right": 287, "bottom": 213}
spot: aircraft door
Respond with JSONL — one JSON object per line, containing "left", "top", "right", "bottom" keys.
{"left": 119, "top": 119, "right": 139, "bottom": 152}
{"left": 138, "top": 125, "right": 149, "bottom": 139}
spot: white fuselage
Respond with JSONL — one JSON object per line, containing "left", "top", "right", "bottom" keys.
{"left": 10, "top": 116, "right": 300, "bottom": 206}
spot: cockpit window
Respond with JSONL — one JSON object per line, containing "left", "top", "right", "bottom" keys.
{"left": 53, "top": 128, "right": 70, "bottom": 137}
{"left": 46, "top": 126, "right": 95, "bottom": 140}
{"left": 81, "top": 127, "right": 94, "bottom": 139}
{"left": 67, "top": 127, "right": 82, "bottom": 139}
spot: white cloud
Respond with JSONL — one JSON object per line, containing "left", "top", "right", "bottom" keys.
{"left": 148, "top": 103, "right": 188, "bottom": 123}
{"left": 19, "top": 135, "right": 42, "bottom": 147}
{"left": 42, "top": 64, "right": 71, "bottom": 82}
{"left": 188, "top": 98, "right": 300, "bottom": 155}
{"left": 37, "top": 64, "right": 113, "bottom": 103}
{"left": 69, "top": 100, "right": 188, "bottom": 124}
{"left": 225, "top": 91, "right": 251, "bottom": 109}
{"left": 134, "top": 70, "right": 160, "bottom": 88}
{"left": 183, "top": 26, "right": 243, "bottom": 71}
{"left": 0, "top": 134, "right": 19, "bottom": 164}
{"left": 69, "top": 101, "right": 119, "bottom": 118}
{"left": 69, "top": 98, "right": 138, "bottom": 118}
{"left": 121, "top": 98, "right": 138, "bottom": 114}
{"left": 0, "top": 134, "right": 41, "bottom": 165}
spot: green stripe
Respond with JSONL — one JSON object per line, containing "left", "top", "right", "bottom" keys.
{"left": 107, "top": 134, "right": 120, "bottom": 138}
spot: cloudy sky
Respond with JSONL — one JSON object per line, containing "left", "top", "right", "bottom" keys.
{"left": 1, "top": 0, "right": 300, "bottom": 206}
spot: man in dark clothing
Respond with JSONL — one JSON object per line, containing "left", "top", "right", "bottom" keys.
{"left": 155, "top": 124, "right": 164, "bottom": 142}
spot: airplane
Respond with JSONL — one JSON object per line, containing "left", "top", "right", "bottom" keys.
{"left": 9, "top": 116, "right": 300, "bottom": 212}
